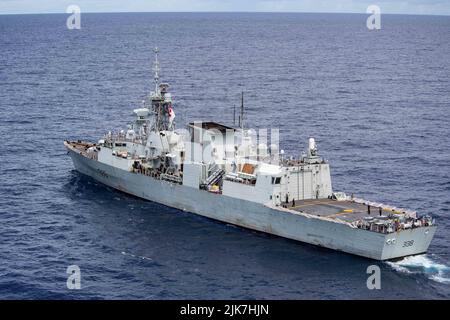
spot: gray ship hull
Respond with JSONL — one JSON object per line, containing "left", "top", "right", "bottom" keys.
{"left": 67, "top": 147, "right": 436, "bottom": 261}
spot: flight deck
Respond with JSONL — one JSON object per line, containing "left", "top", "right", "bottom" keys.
{"left": 284, "top": 199, "right": 402, "bottom": 223}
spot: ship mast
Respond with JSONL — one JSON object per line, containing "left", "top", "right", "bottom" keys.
{"left": 149, "top": 48, "right": 174, "bottom": 132}
{"left": 153, "top": 47, "right": 160, "bottom": 95}
{"left": 239, "top": 91, "right": 244, "bottom": 131}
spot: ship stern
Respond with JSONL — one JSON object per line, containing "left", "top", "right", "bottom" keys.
{"left": 380, "top": 226, "right": 437, "bottom": 261}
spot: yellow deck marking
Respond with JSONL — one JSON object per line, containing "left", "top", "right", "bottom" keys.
{"left": 291, "top": 200, "right": 336, "bottom": 209}
{"left": 328, "top": 210, "right": 367, "bottom": 218}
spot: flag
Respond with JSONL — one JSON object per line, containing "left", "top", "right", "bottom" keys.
{"left": 168, "top": 106, "right": 175, "bottom": 125}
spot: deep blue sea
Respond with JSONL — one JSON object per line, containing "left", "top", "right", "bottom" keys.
{"left": 0, "top": 12, "right": 449, "bottom": 299}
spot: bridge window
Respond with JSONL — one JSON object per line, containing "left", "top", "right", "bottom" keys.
{"left": 272, "top": 177, "right": 282, "bottom": 184}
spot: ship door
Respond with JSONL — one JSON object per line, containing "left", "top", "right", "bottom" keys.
{"left": 303, "top": 170, "right": 313, "bottom": 199}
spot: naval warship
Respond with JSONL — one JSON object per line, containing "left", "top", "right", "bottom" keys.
{"left": 65, "top": 49, "right": 436, "bottom": 261}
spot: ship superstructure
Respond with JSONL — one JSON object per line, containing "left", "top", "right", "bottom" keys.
{"left": 65, "top": 49, "right": 436, "bottom": 260}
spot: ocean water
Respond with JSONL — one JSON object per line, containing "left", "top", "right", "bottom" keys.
{"left": 0, "top": 12, "right": 449, "bottom": 299}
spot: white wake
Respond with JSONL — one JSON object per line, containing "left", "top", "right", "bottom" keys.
{"left": 121, "top": 251, "right": 153, "bottom": 261}
{"left": 386, "top": 254, "right": 450, "bottom": 284}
